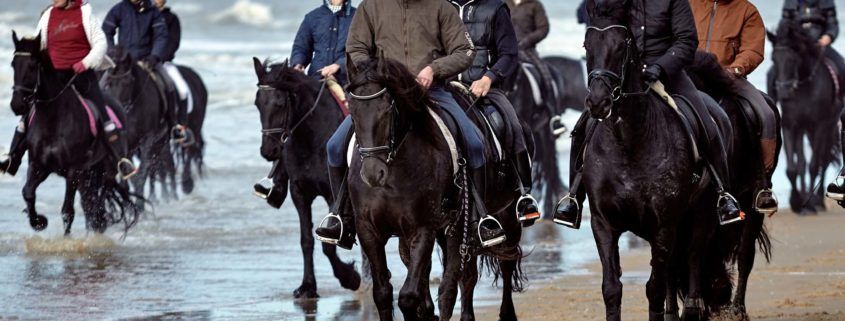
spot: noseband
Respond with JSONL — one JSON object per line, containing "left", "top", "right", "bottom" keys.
{"left": 258, "top": 80, "right": 327, "bottom": 146}
{"left": 348, "top": 87, "right": 404, "bottom": 164}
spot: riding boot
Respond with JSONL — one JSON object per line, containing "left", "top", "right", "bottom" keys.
{"left": 703, "top": 139, "right": 743, "bottom": 225}
{"left": 315, "top": 166, "right": 357, "bottom": 250}
{"left": 755, "top": 138, "right": 779, "bottom": 214}
{"left": 469, "top": 168, "right": 506, "bottom": 247}
{"left": 104, "top": 124, "right": 138, "bottom": 181}
{"left": 0, "top": 121, "right": 27, "bottom": 176}
{"left": 554, "top": 113, "right": 589, "bottom": 229}
{"left": 513, "top": 151, "right": 541, "bottom": 226}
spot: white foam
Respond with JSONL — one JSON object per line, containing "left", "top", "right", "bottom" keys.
{"left": 210, "top": 0, "right": 275, "bottom": 28}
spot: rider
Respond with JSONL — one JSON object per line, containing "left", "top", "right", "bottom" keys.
{"left": 1, "top": 0, "right": 137, "bottom": 180}
{"left": 153, "top": 0, "right": 192, "bottom": 143}
{"left": 505, "top": 0, "right": 565, "bottom": 133}
{"left": 690, "top": 0, "right": 779, "bottom": 214}
{"left": 553, "top": 0, "right": 742, "bottom": 228}
{"left": 102, "top": 0, "right": 188, "bottom": 142}
{"left": 447, "top": 0, "right": 541, "bottom": 223}
{"left": 315, "top": 0, "right": 508, "bottom": 249}
{"left": 291, "top": 0, "right": 356, "bottom": 99}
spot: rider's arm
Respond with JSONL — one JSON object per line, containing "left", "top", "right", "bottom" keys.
{"left": 291, "top": 15, "right": 315, "bottom": 69}
{"left": 821, "top": 0, "right": 839, "bottom": 42}
{"left": 149, "top": 7, "right": 169, "bottom": 60}
{"left": 430, "top": 2, "right": 475, "bottom": 80}
{"left": 518, "top": 2, "right": 549, "bottom": 50}
{"left": 36, "top": 7, "right": 49, "bottom": 50}
{"left": 731, "top": 7, "right": 765, "bottom": 76}
{"left": 346, "top": 1, "right": 375, "bottom": 70}
{"left": 162, "top": 13, "right": 181, "bottom": 62}
{"left": 654, "top": 0, "right": 698, "bottom": 79}
{"left": 488, "top": 6, "right": 519, "bottom": 84}
{"left": 102, "top": 5, "right": 121, "bottom": 50}
{"left": 81, "top": 4, "right": 108, "bottom": 70}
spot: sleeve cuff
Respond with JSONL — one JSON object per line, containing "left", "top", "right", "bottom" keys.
{"left": 483, "top": 71, "right": 498, "bottom": 83}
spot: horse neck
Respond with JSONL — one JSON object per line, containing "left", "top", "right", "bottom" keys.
{"left": 290, "top": 79, "right": 344, "bottom": 145}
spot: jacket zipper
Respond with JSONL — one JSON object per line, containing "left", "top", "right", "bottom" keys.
{"left": 705, "top": 0, "right": 718, "bottom": 52}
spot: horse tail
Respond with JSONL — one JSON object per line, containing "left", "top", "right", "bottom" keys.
{"left": 479, "top": 245, "right": 527, "bottom": 293}
{"left": 530, "top": 122, "right": 565, "bottom": 218}
{"left": 756, "top": 220, "right": 773, "bottom": 263}
{"left": 177, "top": 65, "right": 208, "bottom": 177}
{"left": 100, "top": 170, "right": 146, "bottom": 233}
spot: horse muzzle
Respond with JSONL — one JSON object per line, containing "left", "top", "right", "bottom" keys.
{"left": 585, "top": 92, "right": 613, "bottom": 120}
{"left": 360, "top": 158, "right": 388, "bottom": 187}
{"left": 260, "top": 139, "right": 282, "bottom": 161}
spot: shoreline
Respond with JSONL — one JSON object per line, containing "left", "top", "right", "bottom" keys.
{"left": 478, "top": 204, "right": 845, "bottom": 321}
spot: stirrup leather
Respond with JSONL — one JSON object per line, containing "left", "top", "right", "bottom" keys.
{"left": 754, "top": 188, "right": 778, "bottom": 215}
{"left": 826, "top": 175, "right": 845, "bottom": 201}
{"left": 316, "top": 213, "right": 343, "bottom": 245}
{"left": 717, "top": 193, "right": 744, "bottom": 226}
{"left": 253, "top": 177, "right": 274, "bottom": 199}
{"left": 478, "top": 215, "right": 506, "bottom": 248}
{"left": 515, "top": 194, "right": 540, "bottom": 222}
{"left": 553, "top": 193, "right": 580, "bottom": 227}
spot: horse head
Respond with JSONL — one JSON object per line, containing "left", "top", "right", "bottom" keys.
{"left": 346, "top": 54, "right": 433, "bottom": 187}
{"left": 583, "top": 0, "right": 632, "bottom": 120}
{"left": 769, "top": 19, "right": 820, "bottom": 99}
{"left": 104, "top": 45, "right": 138, "bottom": 107}
{"left": 10, "top": 31, "right": 43, "bottom": 115}
{"left": 253, "top": 57, "right": 306, "bottom": 161}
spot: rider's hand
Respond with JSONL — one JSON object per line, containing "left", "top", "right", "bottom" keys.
{"left": 470, "top": 76, "right": 493, "bottom": 97}
{"left": 72, "top": 61, "right": 86, "bottom": 74}
{"left": 819, "top": 34, "right": 833, "bottom": 47}
{"left": 319, "top": 64, "right": 341, "bottom": 78}
{"left": 293, "top": 64, "right": 306, "bottom": 72}
{"left": 416, "top": 66, "right": 435, "bottom": 90}
{"left": 144, "top": 55, "right": 161, "bottom": 67}
{"left": 642, "top": 64, "right": 663, "bottom": 84}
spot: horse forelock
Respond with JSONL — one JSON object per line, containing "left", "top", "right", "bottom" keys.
{"left": 777, "top": 19, "right": 819, "bottom": 56}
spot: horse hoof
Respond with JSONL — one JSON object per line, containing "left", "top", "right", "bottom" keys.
{"left": 30, "top": 214, "right": 48, "bottom": 231}
{"left": 724, "top": 305, "right": 750, "bottom": 321}
{"left": 338, "top": 263, "right": 362, "bottom": 291}
{"left": 182, "top": 178, "right": 194, "bottom": 194}
{"left": 293, "top": 284, "right": 319, "bottom": 299}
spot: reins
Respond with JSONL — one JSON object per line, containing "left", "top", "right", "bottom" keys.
{"left": 260, "top": 78, "right": 328, "bottom": 145}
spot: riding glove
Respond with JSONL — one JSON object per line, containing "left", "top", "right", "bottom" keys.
{"left": 144, "top": 55, "right": 162, "bottom": 67}
{"left": 642, "top": 64, "right": 663, "bottom": 84}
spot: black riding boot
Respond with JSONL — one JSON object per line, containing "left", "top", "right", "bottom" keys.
{"left": 514, "top": 151, "right": 541, "bottom": 226}
{"left": 171, "top": 97, "right": 191, "bottom": 145}
{"left": 469, "top": 168, "right": 506, "bottom": 247}
{"left": 104, "top": 123, "right": 137, "bottom": 181}
{"left": 703, "top": 137, "right": 743, "bottom": 225}
{"left": 315, "top": 166, "right": 357, "bottom": 250}
{"left": 554, "top": 113, "right": 589, "bottom": 229}
{"left": 0, "top": 121, "right": 27, "bottom": 176}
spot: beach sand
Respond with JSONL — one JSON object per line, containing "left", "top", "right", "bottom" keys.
{"left": 478, "top": 203, "right": 845, "bottom": 321}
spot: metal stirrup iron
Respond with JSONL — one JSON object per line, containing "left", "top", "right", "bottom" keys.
{"left": 253, "top": 177, "right": 274, "bottom": 199}
{"left": 553, "top": 193, "right": 581, "bottom": 227}
{"left": 316, "top": 213, "right": 343, "bottom": 245}
{"left": 478, "top": 215, "right": 506, "bottom": 248}
{"left": 717, "top": 193, "right": 744, "bottom": 226}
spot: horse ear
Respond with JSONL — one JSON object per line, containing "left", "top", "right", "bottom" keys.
{"left": 283, "top": 58, "right": 290, "bottom": 68}
{"left": 253, "top": 57, "right": 266, "bottom": 79}
{"left": 11, "top": 30, "right": 19, "bottom": 46}
{"left": 34, "top": 31, "right": 41, "bottom": 47}
{"left": 766, "top": 30, "right": 777, "bottom": 45}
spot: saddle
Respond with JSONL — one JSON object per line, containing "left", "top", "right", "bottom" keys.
{"left": 139, "top": 63, "right": 177, "bottom": 117}
{"left": 520, "top": 62, "right": 560, "bottom": 107}
{"left": 447, "top": 82, "right": 507, "bottom": 162}
{"left": 28, "top": 91, "right": 123, "bottom": 137}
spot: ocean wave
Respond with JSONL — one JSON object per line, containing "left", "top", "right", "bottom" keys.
{"left": 209, "top": 0, "right": 277, "bottom": 28}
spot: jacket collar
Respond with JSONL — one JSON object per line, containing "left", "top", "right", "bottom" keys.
{"left": 323, "top": 0, "right": 352, "bottom": 15}
{"left": 125, "top": 0, "right": 151, "bottom": 12}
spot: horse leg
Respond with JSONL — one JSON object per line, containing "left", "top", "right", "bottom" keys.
{"left": 459, "top": 256, "right": 479, "bottom": 321}
{"left": 166, "top": 146, "right": 178, "bottom": 201}
{"left": 782, "top": 128, "right": 802, "bottom": 212}
{"left": 437, "top": 233, "right": 461, "bottom": 321}
{"left": 647, "top": 227, "right": 676, "bottom": 321}
{"left": 730, "top": 211, "right": 765, "bottom": 321}
{"left": 61, "top": 176, "right": 79, "bottom": 236}
{"left": 498, "top": 259, "right": 518, "bottom": 321}
{"left": 22, "top": 167, "right": 50, "bottom": 231}
{"left": 593, "top": 218, "right": 623, "bottom": 321}
{"left": 131, "top": 144, "right": 151, "bottom": 208}
{"left": 681, "top": 209, "right": 714, "bottom": 321}
{"left": 322, "top": 240, "right": 361, "bottom": 292}
{"left": 398, "top": 229, "right": 436, "bottom": 321}
{"left": 80, "top": 172, "right": 108, "bottom": 233}
{"left": 665, "top": 254, "right": 681, "bottom": 321}
{"left": 360, "top": 228, "right": 393, "bottom": 321}
{"left": 291, "top": 191, "right": 319, "bottom": 299}
{"left": 182, "top": 147, "right": 195, "bottom": 194}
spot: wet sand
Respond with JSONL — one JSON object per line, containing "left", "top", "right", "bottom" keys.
{"left": 478, "top": 203, "right": 845, "bottom": 321}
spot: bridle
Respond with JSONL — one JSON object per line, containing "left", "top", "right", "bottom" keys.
{"left": 12, "top": 51, "right": 77, "bottom": 105}
{"left": 772, "top": 45, "right": 823, "bottom": 91}
{"left": 348, "top": 86, "right": 405, "bottom": 164}
{"left": 258, "top": 79, "right": 327, "bottom": 146}
{"left": 585, "top": 24, "right": 650, "bottom": 119}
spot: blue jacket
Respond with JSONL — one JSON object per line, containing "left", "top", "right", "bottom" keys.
{"left": 291, "top": 0, "right": 356, "bottom": 85}
{"left": 102, "top": 0, "right": 169, "bottom": 61}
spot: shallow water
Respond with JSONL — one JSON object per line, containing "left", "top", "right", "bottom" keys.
{"left": 0, "top": 0, "right": 840, "bottom": 320}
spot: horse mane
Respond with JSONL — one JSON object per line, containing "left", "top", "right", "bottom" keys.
{"left": 687, "top": 51, "right": 740, "bottom": 99}
{"left": 586, "top": 0, "right": 629, "bottom": 25}
{"left": 262, "top": 61, "right": 312, "bottom": 92}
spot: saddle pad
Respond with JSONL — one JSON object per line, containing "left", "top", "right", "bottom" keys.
{"left": 346, "top": 109, "right": 459, "bottom": 175}
{"left": 824, "top": 59, "right": 841, "bottom": 97}
{"left": 29, "top": 93, "right": 100, "bottom": 137}
{"left": 650, "top": 81, "right": 701, "bottom": 162}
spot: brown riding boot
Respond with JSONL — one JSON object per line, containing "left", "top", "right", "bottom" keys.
{"left": 760, "top": 138, "right": 777, "bottom": 173}
{"left": 756, "top": 138, "right": 779, "bottom": 215}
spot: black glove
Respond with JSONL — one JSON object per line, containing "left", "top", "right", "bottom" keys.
{"left": 144, "top": 55, "right": 161, "bottom": 67}
{"left": 642, "top": 64, "right": 663, "bottom": 84}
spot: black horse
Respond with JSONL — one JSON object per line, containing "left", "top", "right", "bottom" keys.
{"left": 11, "top": 33, "right": 139, "bottom": 234}
{"left": 102, "top": 46, "right": 173, "bottom": 204}
{"left": 767, "top": 20, "right": 843, "bottom": 214}
{"left": 345, "top": 56, "right": 525, "bottom": 321}
{"left": 176, "top": 65, "right": 208, "bottom": 195}
{"left": 509, "top": 56, "right": 587, "bottom": 218}
{"left": 252, "top": 58, "right": 360, "bottom": 298}
{"left": 581, "top": 3, "right": 737, "bottom": 320}
{"left": 685, "top": 52, "right": 777, "bottom": 320}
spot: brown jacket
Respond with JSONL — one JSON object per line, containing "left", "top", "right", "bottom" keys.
{"left": 505, "top": 0, "right": 549, "bottom": 51}
{"left": 345, "top": 0, "right": 475, "bottom": 80}
{"left": 690, "top": 0, "right": 765, "bottom": 76}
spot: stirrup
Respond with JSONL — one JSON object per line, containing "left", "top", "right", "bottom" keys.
{"left": 316, "top": 213, "right": 343, "bottom": 245}
{"left": 253, "top": 177, "right": 274, "bottom": 199}
{"left": 826, "top": 176, "right": 845, "bottom": 201}
{"left": 170, "top": 125, "right": 188, "bottom": 144}
{"left": 179, "top": 127, "right": 196, "bottom": 147}
{"left": 117, "top": 158, "right": 138, "bottom": 181}
{"left": 717, "top": 193, "right": 744, "bottom": 226}
{"left": 478, "top": 215, "right": 506, "bottom": 248}
{"left": 515, "top": 194, "right": 540, "bottom": 222}
{"left": 550, "top": 115, "right": 567, "bottom": 136}
{"left": 754, "top": 188, "right": 778, "bottom": 215}
{"left": 553, "top": 193, "right": 580, "bottom": 227}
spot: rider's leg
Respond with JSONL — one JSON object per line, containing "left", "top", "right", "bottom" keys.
{"left": 554, "top": 112, "right": 590, "bottom": 228}
{"left": 0, "top": 119, "right": 28, "bottom": 176}
{"left": 667, "top": 71, "right": 741, "bottom": 224}
{"left": 74, "top": 70, "right": 137, "bottom": 180}
{"left": 735, "top": 79, "right": 779, "bottom": 213}
{"left": 316, "top": 116, "right": 357, "bottom": 249}
{"left": 429, "top": 86, "right": 504, "bottom": 247}
{"left": 523, "top": 49, "right": 565, "bottom": 133}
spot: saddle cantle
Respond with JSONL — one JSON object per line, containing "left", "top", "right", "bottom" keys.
{"left": 520, "top": 62, "right": 560, "bottom": 107}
